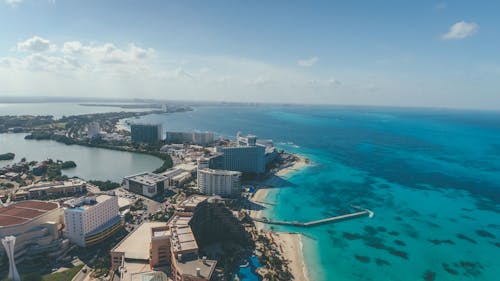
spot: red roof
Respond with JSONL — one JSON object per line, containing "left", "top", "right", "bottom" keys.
{"left": 0, "top": 201, "right": 59, "bottom": 227}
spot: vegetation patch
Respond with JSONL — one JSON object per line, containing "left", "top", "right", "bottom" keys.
{"left": 0, "top": 153, "right": 15, "bottom": 160}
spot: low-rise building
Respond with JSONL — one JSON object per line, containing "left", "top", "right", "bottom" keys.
{"left": 160, "top": 163, "right": 197, "bottom": 188}
{"left": 19, "top": 179, "right": 86, "bottom": 199}
{"left": 123, "top": 172, "right": 168, "bottom": 197}
{"left": 111, "top": 196, "right": 218, "bottom": 281}
{"left": 0, "top": 201, "right": 69, "bottom": 265}
{"left": 63, "top": 195, "right": 123, "bottom": 247}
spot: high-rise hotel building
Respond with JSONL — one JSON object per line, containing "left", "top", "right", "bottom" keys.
{"left": 64, "top": 195, "right": 123, "bottom": 247}
{"left": 197, "top": 166, "right": 242, "bottom": 198}
{"left": 215, "top": 133, "right": 265, "bottom": 174}
{"left": 131, "top": 124, "right": 163, "bottom": 143}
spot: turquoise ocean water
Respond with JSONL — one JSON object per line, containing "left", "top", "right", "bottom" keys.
{"left": 130, "top": 105, "right": 499, "bottom": 281}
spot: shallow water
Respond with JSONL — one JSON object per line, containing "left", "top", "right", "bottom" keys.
{"left": 130, "top": 105, "right": 500, "bottom": 281}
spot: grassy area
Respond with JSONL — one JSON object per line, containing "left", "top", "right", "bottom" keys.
{"left": 41, "top": 265, "right": 84, "bottom": 281}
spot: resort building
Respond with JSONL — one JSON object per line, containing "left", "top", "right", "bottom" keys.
{"left": 159, "top": 163, "right": 197, "bottom": 188}
{"left": 17, "top": 179, "right": 86, "bottom": 199}
{"left": 123, "top": 172, "right": 168, "bottom": 197}
{"left": 0, "top": 201, "right": 69, "bottom": 266}
{"left": 215, "top": 144, "right": 265, "bottom": 175}
{"left": 131, "top": 124, "right": 163, "bottom": 143}
{"left": 63, "top": 195, "right": 123, "bottom": 247}
{"left": 197, "top": 167, "right": 242, "bottom": 198}
{"left": 165, "top": 131, "right": 215, "bottom": 146}
{"left": 111, "top": 195, "right": 224, "bottom": 281}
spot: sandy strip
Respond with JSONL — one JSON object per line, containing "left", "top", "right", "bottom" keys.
{"left": 273, "top": 232, "right": 310, "bottom": 281}
{"left": 250, "top": 188, "right": 269, "bottom": 231}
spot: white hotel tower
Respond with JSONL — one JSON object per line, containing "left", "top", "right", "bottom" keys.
{"left": 2, "top": 236, "right": 20, "bottom": 281}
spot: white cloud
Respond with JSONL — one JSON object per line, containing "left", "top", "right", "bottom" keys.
{"left": 4, "top": 0, "right": 22, "bottom": 7}
{"left": 86, "top": 43, "right": 155, "bottom": 64}
{"left": 17, "top": 36, "right": 57, "bottom": 53}
{"left": 442, "top": 21, "right": 479, "bottom": 40}
{"left": 297, "top": 56, "right": 318, "bottom": 67}
{"left": 0, "top": 36, "right": 381, "bottom": 105}
{"left": 62, "top": 41, "right": 84, "bottom": 54}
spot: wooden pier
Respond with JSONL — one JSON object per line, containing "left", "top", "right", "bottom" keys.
{"left": 253, "top": 207, "right": 374, "bottom": 227}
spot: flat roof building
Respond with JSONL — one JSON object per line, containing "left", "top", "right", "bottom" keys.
{"left": 111, "top": 196, "right": 217, "bottom": 281}
{"left": 19, "top": 179, "right": 86, "bottom": 199}
{"left": 123, "top": 172, "right": 168, "bottom": 197}
{"left": 131, "top": 124, "right": 162, "bottom": 144}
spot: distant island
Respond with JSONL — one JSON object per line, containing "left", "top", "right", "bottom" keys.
{"left": 0, "top": 152, "right": 15, "bottom": 160}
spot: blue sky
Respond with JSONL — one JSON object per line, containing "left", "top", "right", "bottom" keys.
{"left": 0, "top": 0, "right": 499, "bottom": 109}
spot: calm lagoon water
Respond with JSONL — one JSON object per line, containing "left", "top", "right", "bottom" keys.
{"left": 128, "top": 105, "right": 500, "bottom": 281}
{"left": 0, "top": 133, "right": 162, "bottom": 182}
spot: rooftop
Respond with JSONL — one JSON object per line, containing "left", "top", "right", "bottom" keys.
{"left": 175, "top": 258, "right": 217, "bottom": 280}
{"left": 125, "top": 172, "right": 168, "bottom": 186}
{"left": 0, "top": 201, "right": 59, "bottom": 227}
{"left": 65, "top": 194, "right": 113, "bottom": 210}
{"left": 177, "top": 195, "right": 208, "bottom": 210}
{"left": 112, "top": 222, "right": 166, "bottom": 260}
{"left": 198, "top": 168, "right": 242, "bottom": 176}
{"left": 25, "top": 179, "right": 85, "bottom": 192}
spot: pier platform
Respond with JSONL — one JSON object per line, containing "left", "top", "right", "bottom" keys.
{"left": 252, "top": 207, "right": 374, "bottom": 227}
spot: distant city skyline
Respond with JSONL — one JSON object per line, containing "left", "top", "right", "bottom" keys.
{"left": 1, "top": 1, "right": 499, "bottom": 109}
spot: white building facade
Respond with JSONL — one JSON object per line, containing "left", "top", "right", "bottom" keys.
{"left": 197, "top": 168, "right": 242, "bottom": 198}
{"left": 64, "top": 195, "right": 122, "bottom": 247}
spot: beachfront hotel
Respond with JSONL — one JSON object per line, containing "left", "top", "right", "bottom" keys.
{"left": 63, "top": 195, "right": 123, "bottom": 247}
{"left": 0, "top": 201, "right": 69, "bottom": 266}
{"left": 197, "top": 165, "right": 242, "bottom": 198}
{"left": 214, "top": 133, "right": 266, "bottom": 174}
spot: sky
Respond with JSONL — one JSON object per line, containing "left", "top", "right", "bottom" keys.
{"left": 0, "top": 0, "right": 499, "bottom": 109}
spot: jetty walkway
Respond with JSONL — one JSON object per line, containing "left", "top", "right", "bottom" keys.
{"left": 253, "top": 206, "right": 374, "bottom": 227}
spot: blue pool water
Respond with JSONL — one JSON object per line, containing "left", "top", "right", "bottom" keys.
{"left": 130, "top": 105, "right": 500, "bottom": 281}
{"left": 233, "top": 256, "right": 263, "bottom": 281}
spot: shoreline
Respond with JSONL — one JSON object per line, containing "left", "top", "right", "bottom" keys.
{"left": 272, "top": 232, "right": 310, "bottom": 281}
{"left": 250, "top": 154, "right": 311, "bottom": 281}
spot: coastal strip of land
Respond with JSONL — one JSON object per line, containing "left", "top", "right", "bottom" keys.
{"left": 251, "top": 154, "right": 311, "bottom": 281}
{"left": 273, "top": 232, "right": 310, "bottom": 281}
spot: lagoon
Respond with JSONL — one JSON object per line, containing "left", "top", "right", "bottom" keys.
{"left": 0, "top": 133, "right": 162, "bottom": 182}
